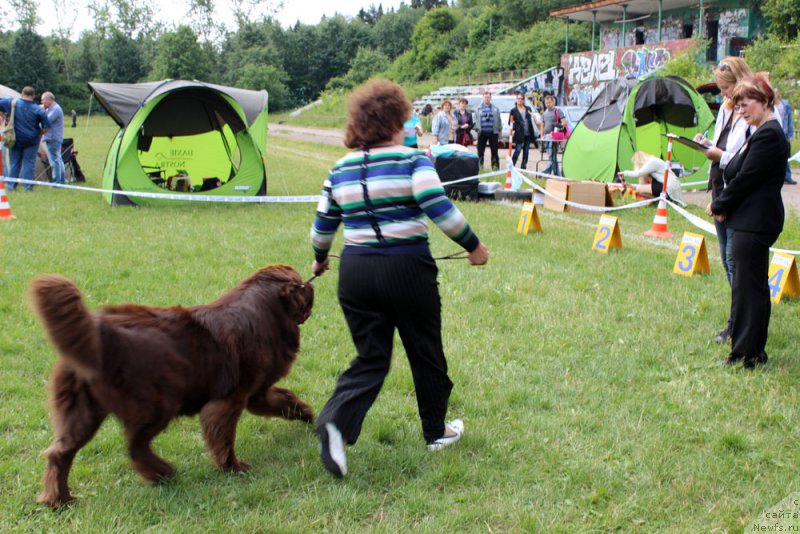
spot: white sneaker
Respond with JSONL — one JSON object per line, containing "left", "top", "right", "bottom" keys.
{"left": 319, "top": 422, "right": 347, "bottom": 478}
{"left": 427, "top": 419, "right": 464, "bottom": 451}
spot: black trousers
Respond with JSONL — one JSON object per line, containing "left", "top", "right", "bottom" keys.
{"left": 729, "top": 230, "right": 779, "bottom": 359}
{"left": 317, "top": 254, "right": 453, "bottom": 445}
{"left": 477, "top": 132, "right": 499, "bottom": 170}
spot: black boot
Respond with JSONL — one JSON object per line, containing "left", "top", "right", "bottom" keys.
{"left": 717, "top": 353, "right": 743, "bottom": 367}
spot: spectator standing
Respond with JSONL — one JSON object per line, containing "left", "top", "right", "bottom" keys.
{"left": 310, "top": 80, "right": 489, "bottom": 478}
{"left": 41, "top": 92, "right": 65, "bottom": 185}
{"left": 403, "top": 114, "right": 423, "bottom": 148}
{"left": 696, "top": 57, "right": 753, "bottom": 343}
{"left": 71, "top": 109, "right": 77, "bottom": 128}
{"left": 453, "top": 98, "right": 474, "bottom": 147}
{"left": 775, "top": 88, "right": 796, "bottom": 185}
{"left": 537, "top": 94, "right": 567, "bottom": 176}
{"left": 475, "top": 92, "right": 501, "bottom": 170}
{"left": 709, "top": 74, "right": 789, "bottom": 369}
{"left": 431, "top": 100, "right": 456, "bottom": 145}
{"left": 509, "top": 93, "right": 539, "bottom": 169}
{"left": 0, "top": 86, "right": 50, "bottom": 191}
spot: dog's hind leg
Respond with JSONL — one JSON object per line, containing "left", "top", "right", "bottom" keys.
{"left": 125, "top": 419, "right": 176, "bottom": 483}
{"left": 247, "top": 386, "right": 314, "bottom": 423}
{"left": 200, "top": 399, "right": 249, "bottom": 473}
{"left": 38, "top": 363, "right": 107, "bottom": 508}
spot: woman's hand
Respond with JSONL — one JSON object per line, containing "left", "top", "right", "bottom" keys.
{"left": 468, "top": 243, "right": 489, "bottom": 266}
{"left": 706, "top": 203, "right": 725, "bottom": 221}
{"left": 703, "top": 146, "right": 723, "bottom": 162}
{"left": 312, "top": 258, "right": 330, "bottom": 276}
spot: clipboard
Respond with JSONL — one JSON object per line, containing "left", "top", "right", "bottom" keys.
{"left": 662, "top": 133, "right": 711, "bottom": 152}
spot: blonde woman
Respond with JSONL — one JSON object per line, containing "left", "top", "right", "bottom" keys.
{"left": 618, "top": 150, "right": 683, "bottom": 203}
{"left": 695, "top": 56, "right": 753, "bottom": 344}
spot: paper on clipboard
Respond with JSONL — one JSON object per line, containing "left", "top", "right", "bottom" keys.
{"left": 662, "top": 133, "right": 711, "bottom": 152}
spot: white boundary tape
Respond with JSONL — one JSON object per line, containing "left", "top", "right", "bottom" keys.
{"left": 2, "top": 177, "right": 319, "bottom": 203}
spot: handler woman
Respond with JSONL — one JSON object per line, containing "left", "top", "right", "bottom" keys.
{"left": 696, "top": 56, "right": 753, "bottom": 344}
{"left": 708, "top": 74, "right": 789, "bottom": 369}
{"left": 310, "top": 80, "right": 489, "bottom": 478}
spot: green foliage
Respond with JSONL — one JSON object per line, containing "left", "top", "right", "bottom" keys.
{"left": 407, "top": 7, "right": 461, "bottom": 80}
{"left": 448, "top": 19, "right": 591, "bottom": 76}
{"left": 762, "top": 0, "right": 800, "bottom": 42}
{"left": 325, "top": 47, "right": 390, "bottom": 92}
{"left": 659, "top": 40, "right": 714, "bottom": 88}
{"left": 8, "top": 28, "right": 55, "bottom": 91}
{"left": 745, "top": 33, "right": 800, "bottom": 111}
{"left": 151, "top": 26, "right": 211, "bottom": 81}
{"left": 373, "top": 6, "right": 424, "bottom": 60}
{"left": 98, "top": 29, "right": 145, "bottom": 83}
{"left": 466, "top": 6, "right": 501, "bottom": 49}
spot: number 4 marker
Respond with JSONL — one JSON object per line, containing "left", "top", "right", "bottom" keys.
{"left": 768, "top": 252, "right": 800, "bottom": 303}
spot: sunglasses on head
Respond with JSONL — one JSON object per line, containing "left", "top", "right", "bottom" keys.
{"left": 717, "top": 61, "right": 730, "bottom": 71}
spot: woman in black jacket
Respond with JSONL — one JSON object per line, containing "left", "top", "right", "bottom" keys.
{"left": 453, "top": 98, "right": 474, "bottom": 147}
{"left": 509, "top": 92, "right": 538, "bottom": 169}
{"left": 708, "top": 74, "right": 789, "bottom": 369}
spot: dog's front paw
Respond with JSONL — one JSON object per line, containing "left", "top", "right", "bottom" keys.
{"left": 286, "top": 402, "right": 314, "bottom": 423}
{"left": 37, "top": 490, "right": 76, "bottom": 509}
{"left": 224, "top": 459, "right": 251, "bottom": 474}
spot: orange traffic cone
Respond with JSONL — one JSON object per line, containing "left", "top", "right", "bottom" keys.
{"left": 0, "top": 180, "right": 16, "bottom": 220}
{"left": 504, "top": 163, "right": 513, "bottom": 190}
{"left": 643, "top": 196, "right": 671, "bottom": 238}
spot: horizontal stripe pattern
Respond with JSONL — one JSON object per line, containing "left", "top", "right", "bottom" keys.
{"left": 311, "top": 146, "right": 479, "bottom": 261}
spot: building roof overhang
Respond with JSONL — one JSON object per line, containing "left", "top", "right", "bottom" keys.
{"left": 550, "top": 0, "right": 702, "bottom": 23}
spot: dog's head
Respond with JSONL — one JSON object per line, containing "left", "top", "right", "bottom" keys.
{"left": 254, "top": 265, "right": 314, "bottom": 324}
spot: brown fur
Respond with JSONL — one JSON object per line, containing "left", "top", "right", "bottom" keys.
{"left": 30, "top": 264, "right": 314, "bottom": 508}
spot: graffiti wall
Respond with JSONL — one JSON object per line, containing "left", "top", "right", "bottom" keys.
{"left": 561, "top": 39, "right": 693, "bottom": 107}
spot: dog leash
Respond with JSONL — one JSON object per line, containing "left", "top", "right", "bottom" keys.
{"left": 305, "top": 251, "right": 468, "bottom": 283}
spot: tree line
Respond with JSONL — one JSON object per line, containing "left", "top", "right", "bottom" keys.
{"left": 0, "top": 0, "right": 797, "bottom": 115}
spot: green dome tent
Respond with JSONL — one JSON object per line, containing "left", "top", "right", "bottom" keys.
{"left": 562, "top": 76, "right": 714, "bottom": 185}
{"left": 89, "top": 80, "right": 268, "bottom": 206}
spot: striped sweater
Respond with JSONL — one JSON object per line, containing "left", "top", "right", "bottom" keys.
{"left": 311, "top": 146, "right": 480, "bottom": 262}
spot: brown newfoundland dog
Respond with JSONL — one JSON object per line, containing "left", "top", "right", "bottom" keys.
{"left": 30, "top": 264, "right": 314, "bottom": 508}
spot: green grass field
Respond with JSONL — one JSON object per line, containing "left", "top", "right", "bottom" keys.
{"left": 2, "top": 117, "right": 799, "bottom": 532}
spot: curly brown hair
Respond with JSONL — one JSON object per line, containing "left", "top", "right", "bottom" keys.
{"left": 343, "top": 79, "right": 411, "bottom": 149}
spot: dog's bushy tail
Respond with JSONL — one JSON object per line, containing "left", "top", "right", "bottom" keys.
{"left": 30, "top": 275, "right": 101, "bottom": 377}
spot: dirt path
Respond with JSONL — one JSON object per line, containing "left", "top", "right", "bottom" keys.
{"left": 269, "top": 122, "right": 800, "bottom": 215}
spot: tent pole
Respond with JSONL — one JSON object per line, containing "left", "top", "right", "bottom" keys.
{"left": 565, "top": 18, "right": 570, "bottom": 54}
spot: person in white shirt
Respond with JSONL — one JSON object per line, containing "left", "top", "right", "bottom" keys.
{"left": 618, "top": 151, "right": 683, "bottom": 204}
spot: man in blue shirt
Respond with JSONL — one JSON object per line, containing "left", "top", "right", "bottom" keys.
{"left": 41, "top": 91, "right": 65, "bottom": 185}
{"left": 0, "top": 86, "right": 50, "bottom": 191}
{"left": 474, "top": 92, "right": 501, "bottom": 170}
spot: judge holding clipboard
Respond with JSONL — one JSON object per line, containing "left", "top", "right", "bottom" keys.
{"left": 695, "top": 57, "right": 754, "bottom": 346}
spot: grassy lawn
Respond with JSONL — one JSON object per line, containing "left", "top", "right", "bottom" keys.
{"left": 2, "top": 117, "right": 799, "bottom": 532}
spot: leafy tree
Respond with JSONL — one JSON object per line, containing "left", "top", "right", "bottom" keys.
{"left": 357, "top": 4, "right": 384, "bottom": 27}
{"left": 411, "top": 0, "right": 447, "bottom": 10}
{"left": 408, "top": 7, "right": 460, "bottom": 79}
{"left": 151, "top": 26, "right": 212, "bottom": 81}
{"left": 326, "top": 47, "right": 390, "bottom": 91}
{"left": 9, "top": 0, "right": 39, "bottom": 30}
{"left": 762, "top": 0, "right": 800, "bottom": 41}
{"left": 467, "top": 6, "right": 501, "bottom": 49}
{"left": 234, "top": 63, "right": 290, "bottom": 109}
{"left": 373, "top": 5, "right": 424, "bottom": 60}
{"left": 659, "top": 40, "right": 713, "bottom": 88}
{"left": 98, "top": 29, "right": 145, "bottom": 82}
{"left": 745, "top": 33, "right": 800, "bottom": 109}
{"left": 9, "top": 29, "right": 55, "bottom": 91}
